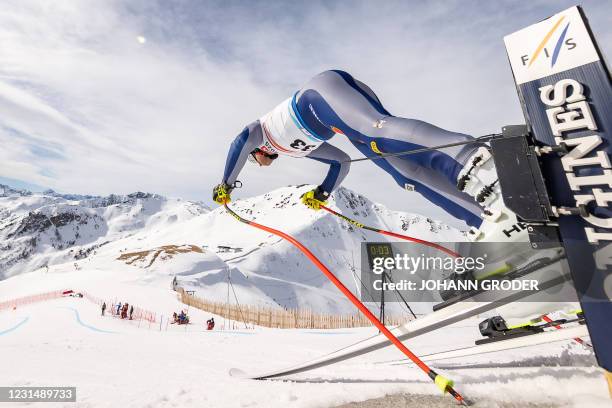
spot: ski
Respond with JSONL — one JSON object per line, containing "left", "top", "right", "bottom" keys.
{"left": 387, "top": 324, "right": 589, "bottom": 366}
{"left": 229, "top": 268, "right": 570, "bottom": 380}
{"left": 433, "top": 251, "right": 565, "bottom": 312}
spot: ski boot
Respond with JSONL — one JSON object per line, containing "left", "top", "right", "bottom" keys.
{"left": 457, "top": 147, "right": 530, "bottom": 245}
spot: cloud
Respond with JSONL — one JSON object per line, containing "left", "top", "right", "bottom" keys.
{"left": 0, "top": 0, "right": 610, "bottom": 227}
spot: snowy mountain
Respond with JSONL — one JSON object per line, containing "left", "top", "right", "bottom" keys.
{"left": 0, "top": 184, "right": 604, "bottom": 408}
{"left": 0, "top": 184, "right": 465, "bottom": 314}
{"left": 0, "top": 185, "right": 208, "bottom": 279}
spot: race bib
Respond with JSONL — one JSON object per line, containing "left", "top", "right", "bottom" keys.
{"left": 258, "top": 97, "right": 324, "bottom": 157}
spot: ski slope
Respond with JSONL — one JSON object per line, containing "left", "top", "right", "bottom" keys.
{"left": 1, "top": 184, "right": 610, "bottom": 407}
{"left": 0, "top": 184, "right": 463, "bottom": 315}
{"left": 1, "top": 290, "right": 608, "bottom": 408}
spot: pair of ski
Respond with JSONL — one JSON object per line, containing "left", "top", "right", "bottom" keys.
{"left": 229, "top": 234, "right": 582, "bottom": 381}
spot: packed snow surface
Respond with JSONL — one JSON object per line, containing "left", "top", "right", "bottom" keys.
{"left": 0, "top": 292, "right": 607, "bottom": 408}
{"left": 1, "top": 184, "right": 609, "bottom": 407}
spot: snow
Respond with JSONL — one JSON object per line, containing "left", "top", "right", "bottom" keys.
{"left": 0, "top": 185, "right": 463, "bottom": 314}
{"left": 0, "top": 293, "right": 608, "bottom": 408}
{"left": 1, "top": 184, "right": 610, "bottom": 407}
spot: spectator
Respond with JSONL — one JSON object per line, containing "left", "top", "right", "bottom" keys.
{"left": 129, "top": 305, "right": 134, "bottom": 320}
{"left": 172, "top": 312, "right": 178, "bottom": 323}
{"left": 178, "top": 310, "right": 188, "bottom": 325}
{"left": 116, "top": 303, "right": 122, "bottom": 316}
{"left": 101, "top": 302, "right": 106, "bottom": 316}
{"left": 206, "top": 317, "right": 215, "bottom": 330}
{"left": 121, "top": 303, "right": 129, "bottom": 319}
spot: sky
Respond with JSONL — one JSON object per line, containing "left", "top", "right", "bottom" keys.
{"left": 1, "top": 0, "right": 611, "bottom": 227}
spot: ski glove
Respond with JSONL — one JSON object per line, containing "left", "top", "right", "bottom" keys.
{"left": 213, "top": 183, "right": 233, "bottom": 204}
{"left": 301, "top": 187, "right": 329, "bottom": 211}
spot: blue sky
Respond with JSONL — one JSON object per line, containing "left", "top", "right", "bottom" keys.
{"left": 1, "top": 0, "right": 610, "bottom": 226}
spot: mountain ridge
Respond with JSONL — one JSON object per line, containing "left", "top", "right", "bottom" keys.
{"left": 0, "top": 183, "right": 465, "bottom": 313}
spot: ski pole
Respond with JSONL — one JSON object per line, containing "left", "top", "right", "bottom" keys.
{"left": 342, "top": 132, "right": 506, "bottom": 164}
{"left": 224, "top": 203, "right": 469, "bottom": 405}
{"left": 541, "top": 314, "right": 590, "bottom": 347}
{"left": 320, "top": 205, "right": 461, "bottom": 258}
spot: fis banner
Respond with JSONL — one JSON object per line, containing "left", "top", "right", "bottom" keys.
{"left": 505, "top": 6, "right": 600, "bottom": 86}
{"left": 505, "top": 6, "right": 612, "bottom": 370}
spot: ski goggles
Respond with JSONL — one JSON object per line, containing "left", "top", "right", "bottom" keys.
{"left": 248, "top": 148, "right": 279, "bottom": 164}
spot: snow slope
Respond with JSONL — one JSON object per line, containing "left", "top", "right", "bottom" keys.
{"left": 1, "top": 184, "right": 608, "bottom": 407}
{"left": 1, "top": 184, "right": 463, "bottom": 314}
{"left": 0, "top": 294, "right": 607, "bottom": 408}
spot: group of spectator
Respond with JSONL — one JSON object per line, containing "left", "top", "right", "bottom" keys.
{"left": 99, "top": 301, "right": 215, "bottom": 330}
{"left": 172, "top": 310, "right": 189, "bottom": 325}
{"left": 101, "top": 301, "right": 134, "bottom": 320}
{"left": 171, "top": 311, "right": 215, "bottom": 330}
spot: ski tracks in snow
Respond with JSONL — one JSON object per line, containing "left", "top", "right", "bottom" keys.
{"left": 0, "top": 316, "right": 29, "bottom": 336}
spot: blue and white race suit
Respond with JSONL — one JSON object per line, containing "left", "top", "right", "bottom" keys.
{"left": 222, "top": 70, "right": 485, "bottom": 227}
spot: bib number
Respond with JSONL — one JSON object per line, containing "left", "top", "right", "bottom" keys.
{"left": 290, "top": 139, "right": 316, "bottom": 152}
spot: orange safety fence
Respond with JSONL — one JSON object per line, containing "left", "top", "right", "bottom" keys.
{"left": 0, "top": 290, "right": 67, "bottom": 312}
{"left": 0, "top": 289, "right": 157, "bottom": 325}
{"left": 1, "top": 288, "right": 212, "bottom": 332}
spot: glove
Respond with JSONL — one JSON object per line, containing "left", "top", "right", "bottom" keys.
{"left": 301, "top": 187, "right": 329, "bottom": 211}
{"left": 213, "top": 183, "right": 233, "bottom": 204}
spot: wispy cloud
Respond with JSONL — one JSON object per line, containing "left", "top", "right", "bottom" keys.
{"left": 1, "top": 0, "right": 610, "bottom": 226}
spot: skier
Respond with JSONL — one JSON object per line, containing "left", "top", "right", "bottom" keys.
{"left": 213, "top": 70, "right": 577, "bottom": 330}
{"left": 213, "top": 70, "right": 524, "bottom": 244}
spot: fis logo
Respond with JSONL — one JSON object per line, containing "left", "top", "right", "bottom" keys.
{"left": 520, "top": 16, "right": 576, "bottom": 68}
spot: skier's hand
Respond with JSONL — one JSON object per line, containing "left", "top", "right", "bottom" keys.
{"left": 301, "top": 187, "right": 329, "bottom": 211}
{"left": 213, "top": 183, "right": 233, "bottom": 204}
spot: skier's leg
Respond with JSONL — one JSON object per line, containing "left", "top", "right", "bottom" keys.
{"left": 384, "top": 155, "right": 483, "bottom": 227}
{"left": 350, "top": 139, "right": 483, "bottom": 228}
{"left": 296, "top": 70, "right": 486, "bottom": 186}
{"left": 299, "top": 72, "right": 578, "bottom": 335}
{"left": 298, "top": 71, "right": 528, "bottom": 242}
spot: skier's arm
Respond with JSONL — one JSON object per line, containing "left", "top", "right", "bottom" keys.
{"left": 306, "top": 142, "right": 351, "bottom": 196}
{"left": 222, "top": 121, "right": 263, "bottom": 186}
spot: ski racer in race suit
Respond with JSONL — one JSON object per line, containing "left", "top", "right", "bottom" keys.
{"left": 213, "top": 70, "right": 579, "bottom": 329}
{"left": 214, "top": 70, "right": 525, "bottom": 243}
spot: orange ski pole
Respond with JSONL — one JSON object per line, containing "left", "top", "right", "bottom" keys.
{"left": 224, "top": 203, "right": 469, "bottom": 405}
